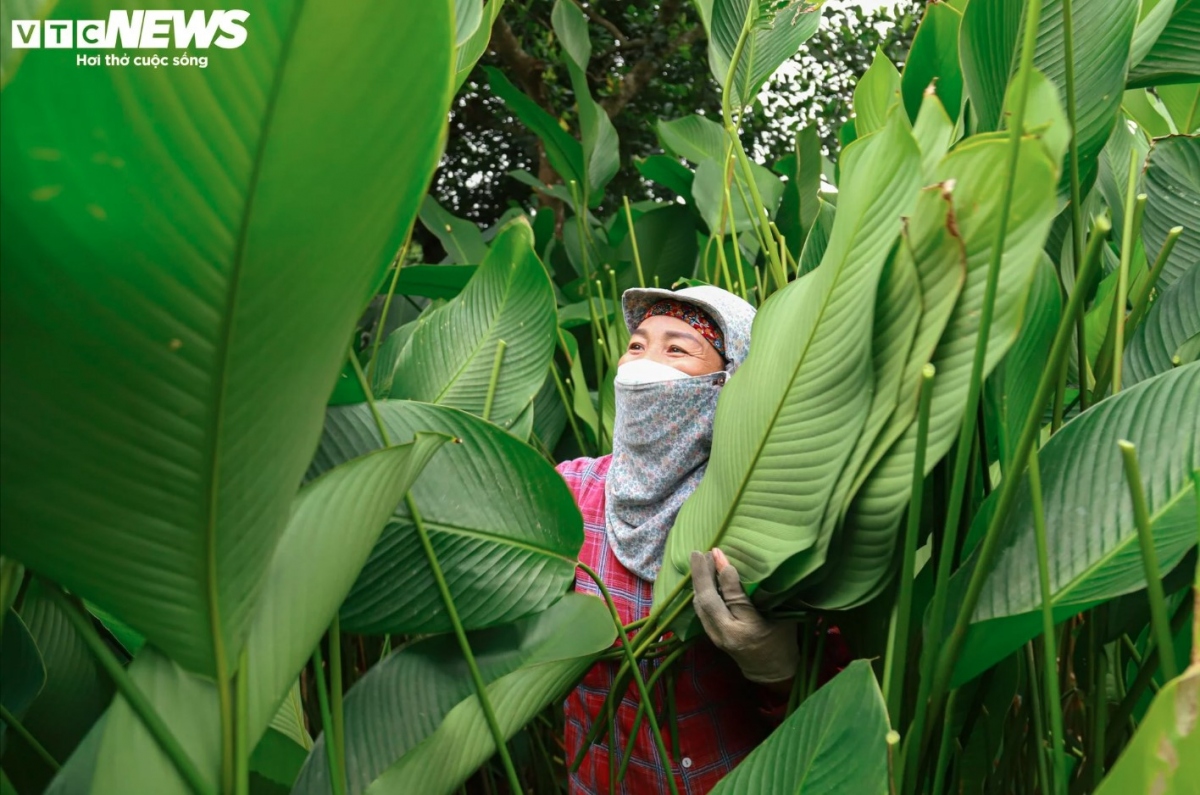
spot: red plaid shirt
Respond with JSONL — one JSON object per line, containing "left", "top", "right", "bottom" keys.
{"left": 558, "top": 455, "right": 785, "bottom": 794}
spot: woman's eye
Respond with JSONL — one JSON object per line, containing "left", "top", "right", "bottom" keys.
{"left": 669, "top": 346, "right": 684, "bottom": 354}
{"left": 628, "top": 343, "right": 643, "bottom": 351}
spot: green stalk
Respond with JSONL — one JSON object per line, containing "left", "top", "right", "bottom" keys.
{"left": 930, "top": 689, "right": 958, "bottom": 795}
{"left": 921, "top": 0, "right": 1046, "bottom": 749}
{"left": 482, "top": 339, "right": 507, "bottom": 422}
{"left": 1118, "top": 440, "right": 1178, "bottom": 680}
{"left": 235, "top": 646, "right": 250, "bottom": 795}
{"left": 912, "top": 0, "right": 1047, "bottom": 769}
{"left": 1028, "top": 452, "right": 1065, "bottom": 795}
{"left": 550, "top": 363, "right": 590, "bottom": 456}
{"left": 311, "top": 643, "right": 346, "bottom": 795}
{"left": 884, "top": 364, "right": 936, "bottom": 723}
{"left": 623, "top": 196, "right": 647, "bottom": 288}
{"left": 1060, "top": 0, "right": 1086, "bottom": 422}
{"left": 44, "top": 585, "right": 214, "bottom": 795}
{"left": 1128, "top": 225, "right": 1183, "bottom": 331}
{"left": 1092, "top": 159, "right": 1144, "bottom": 401}
{"left": 367, "top": 233, "right": 413, "bottom": 385}
{"left": 407, "top": 493, "right": 524, "bottom": 793}
{"left": 1024, "top": 642, "right": 1052, "bottom": 795}
{"left": 914, "top": 213, "right": 1110, "bottom": 791}
{"left": 329, "top": 615, "right": 346, "bottom": 789}
{"left": 350, "top": 349, "right": 524, "bottom": 794}
{"left": 615, "top": 643, "right": 693, "bottom": 783}
{"left": 577, "top": 562, "right": 679, "bottom": 795}
{"left": 0, "top": 704, "right": 59, "bottom": 772}
{"left": 1112, "top": 173, "right": 1143, "bottom": 396}
{"left": 1089, "top": 613, "right": 1108, "bottom": 788}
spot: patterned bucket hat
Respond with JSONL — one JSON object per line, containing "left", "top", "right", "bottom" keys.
{"left": 621, "top": 285, "right": 757, "bottom": 375}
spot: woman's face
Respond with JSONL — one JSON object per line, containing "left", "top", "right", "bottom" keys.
{"left": 618, "top": 314, "right": 726, "bottom": 377}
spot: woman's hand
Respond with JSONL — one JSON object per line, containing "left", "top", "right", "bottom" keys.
{"left": 689, "top": 549, "right": 800, "bottom": 685}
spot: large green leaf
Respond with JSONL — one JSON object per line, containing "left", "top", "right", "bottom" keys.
{"left": 706, "top": 0, "right": 822, "bottom": 109}
{"left": 46, "top": 437, "right": 446, "bottom": 794}
{"left": 0, "top": 584, "right": 113, "bottom": 795}
{"left": 391, "top": 219, "right": 557, "bottom": 430}
{"left": 657, "top": 114, "right": 730, "bottom": 164}
{"left": 809, "top": 135, "right": 1058, "bottom": 608}
{"left": 0, "top": 0, "right": 452, "bottom": 678}
{"left": 552, "top": 0, "right": 620, "bottom": 198}
{"left": 709, "top": 660, "right": 889, "bottom": 794}
{"left": 387, "top": 264, "right": 478, "bottom": 301}
{"left": 1095, "top": 663, "right": 1200, "bottom": 795}
{"left": 1157, "top": 82, "right": 1200, "bottom": 133}
{"left": 0, "top": 609, "right": 44, "bottom": 720}
{"left": 291, "top": 593, "right": 614, "bottom": 795}
{"left": 951, "top": 364, "right": 1199, "bottom": 685}
{"left": 419, "top": 196, "right": 489, "bottom": 265}
{"left": 310, "top": 401, "right": 583, "bottom": 635}
{"left": 612, "top": 204, "right": 701, "bottom": 291}
{"left": 693, "top": 157, "right": 784, "bottom": 235}
{"left": 853, "top": 50, "right": 902, "bottom": 137}
{"left": 912, "top": 93, "right": 956, "bottom": 182}
{"left": 653, "top": 112, "right": 921, "bottom": 606}
{"left": 1141, "top": 135, "right": 1200, "bottom": 290}
{"left": 960, "top": 0, "right": 1139, "bottom": 187}
{"left": 901, "top": 2, "right": 964, "bottom": 124}
{"left": 454, "top": 0, "right": 505, "bottom": 91}
{"left": 484, "top": 66, "right": 586, "bottom": 202}
{"left": 1124, "top": 263, "right": 1200, "bottom": 385}
{"left": 1126, "top": 0, "right": 1200, "bottom": 88}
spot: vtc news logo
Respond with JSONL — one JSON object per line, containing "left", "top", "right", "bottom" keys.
{"left": 10, "top": 10, "right": 250, "bottom": 49}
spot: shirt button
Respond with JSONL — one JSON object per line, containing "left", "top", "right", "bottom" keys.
{"left": 681, "top": 757, "right": 693, "bottom": 769}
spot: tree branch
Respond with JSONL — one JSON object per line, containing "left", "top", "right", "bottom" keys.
{"left": 573, "top": 0, "right": 628, "bottom": 44}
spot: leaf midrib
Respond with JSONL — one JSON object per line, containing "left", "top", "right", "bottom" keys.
{"left": 205, "top": 0, "right": 309, "bottom": 678}
{"left": 429, "top": 257, "right": 524, "bottom": 406}
{"left": 417, "top": 517, "right": 578, "bottom": 563}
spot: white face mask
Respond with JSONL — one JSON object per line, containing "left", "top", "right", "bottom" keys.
{"left": 614, "top": 358, "right": 692, "bottom": 386}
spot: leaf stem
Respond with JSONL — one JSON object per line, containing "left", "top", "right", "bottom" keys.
{"left": 329, "top": 615, "right": 346, "bottom": 790}
{"left": 368, "top": 232, "right": 414, "bottom": 385}
{"left": 1024, "top": 642, "right": 1052, "bottom": 795}
{"left": 577, "top": 561, "right": 679, "bottom": 795}
{"left": 916, "top": 212, "right": 1110, "bottom": 791}
{"left": 311, "top": 643, "right": 346, "bottom": 795}
{"left": 623, "top": 196, "right": 646, "bottom": 288}
{"left": 0, "top": 704, "right": 60, "bottom": 772}
{"left": 482, "top": 339, "right": 507, "bottom": 422}
{"left": 44, "top": 584, "right": 214, "bottom": 795}
{"left": 1059, "top": 0, "right": 1085, "bottom": 425}
{"left": 884, "top": 364, "right": 936, "bottom": 725}
{"left": 1118, "top": 440, "right": 1177, "bottom": 680}
{"left": 550, "top": 362, "right": 591, "bottom": 456}
{"left": 1028, "top": 452, "right": 1065, "bottom": 795}
{"left": 1128, "top": 225, "right": 1183, "bottom": 331}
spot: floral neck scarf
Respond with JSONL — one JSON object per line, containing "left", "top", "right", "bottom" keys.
{"left": 605, "top": 368, "right": 726, "bottom": 581}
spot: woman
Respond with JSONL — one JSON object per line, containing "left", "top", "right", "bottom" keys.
{"left": 556, "top": 285, "right": 805, "bottom": 794}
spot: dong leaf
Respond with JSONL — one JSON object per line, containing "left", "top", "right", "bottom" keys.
{"left": 392, "top": 219, "right": 558, "bottom": 431}
{"left": 951, "top": 364, "right": 1199, "bottom": 685}
{"left": 1141, "top": 134, "right": 1200, "bottom": 290}
{"left": 291, "top": 594, "right": 614, "bottom": 795}
{"left": 657, "top": 114, "right": 730, "bottom": 164}
{"left": 47, "top": 437, "right": 446, "bottom": 794}
{"left": 419, "top": 196, "right": 488, "bottom": 265}
{"left": 0, "top": 584, "right": 113, "bottom": 795}
{"left": 1126, "top": 0, "right": 1200, "bottom": 88}
{"left": 961, "top": 0, "right": 1139, "bottom": 187}
{"left": 709, "top": 661, "right": 889, "bottom": 794}
{"left": 809, "top": 135, "right": 1058, "bottom": 609}
{"left": 1095, "top": 663, "right": 1200, "bottom": 795}
{"left": 694, "top": 157, "right": 785, "bottom": 235}
{"left": 0, "top": 0, "right": 453, "bottom": 678}
{"left": 901, "top": 1, "right": 964, "bottom": 124}
{"left": 455, "top": 0, "right": 505, "bottom": 91}
{"left": 311, "top": 401, "right": 583, "bottom": 635}
{"left": 653, "top": 112, "right": 921, "bottom": 607}
{"left": 0, "top": 609, "right": 44, "bottom": 722}
{"left": 706, "top": 0, "right": 822, "bottom": 110}
{"left": 1124, "top": 263, "right": 1200, "bottom": 386}
{"left": 912, "top": 93, "right": 956, "bottom": 182}
{"left": 853, "top": 50, "right": 902, "bottom": 137}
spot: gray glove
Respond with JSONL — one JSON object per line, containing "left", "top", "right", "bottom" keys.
{"left": 690, "top": 549, "right": 800, "bottom": 684}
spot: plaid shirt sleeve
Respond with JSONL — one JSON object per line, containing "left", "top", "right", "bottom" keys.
{"left": 556, "top": 455, "right": 775, "bottom": 794}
